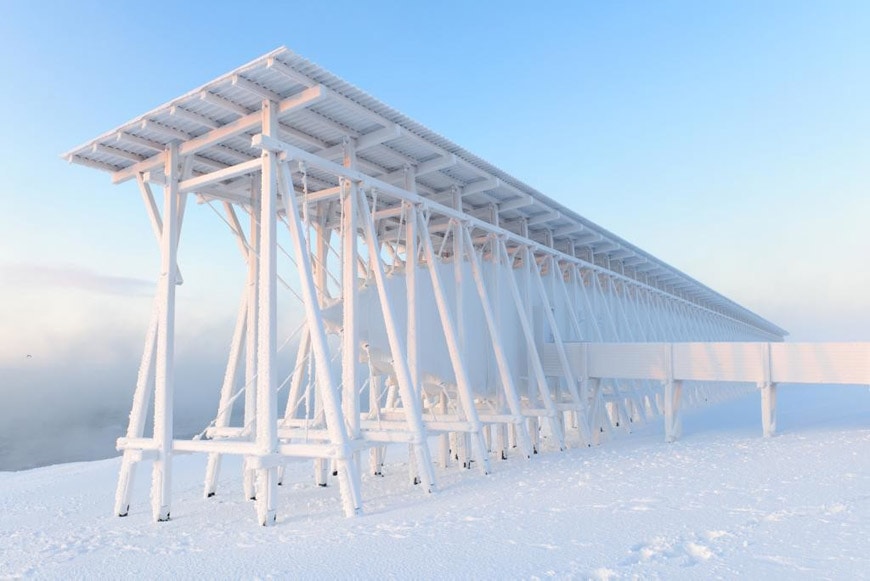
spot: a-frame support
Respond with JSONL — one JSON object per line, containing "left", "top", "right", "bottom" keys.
{"left": 277, "top": 161, "right": 363, "bottom": 517}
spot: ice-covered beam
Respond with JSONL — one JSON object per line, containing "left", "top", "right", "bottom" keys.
{"left": 112, "top": 86, "right": 325, "bottom": 184}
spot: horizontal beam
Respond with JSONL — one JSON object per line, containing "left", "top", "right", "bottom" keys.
{"left": 500, "top": 194, "right": 534, "bottom": 212}
{"left": 92, "top": 143, "right": 145, "bottom": 164}
{"left": 111, "top": 85, "right": 325, "bottom": 184}
{"left": 527, "top": 210, "right": 561, "bottom": 226}
{"left": 179, "top": 158, "right": 262, "bottom": 194}
{"left": 200, "top": 90, "right": 250, "bottom": 116}
{"left": 358, "top": 124, "right": 403, "bottom": 150}
{"left": 170, "top": 105, "right": 220, "bottom": 129}
{"left": 266, "top": 57, "right": 315, "bottom": 88}
{"left": 249, "top": 133, "right": 784, "bottom": 339}
{"left": 114, "top": 131, "right": 164, "bottom": 152}
{"left": 462, "top": 177, "right": 500, "bottom": 196}
{"left": 232, "top": 74, "right": 281, "bottom": 101}
{"left": 554, "top": 223, "right": 584, "bottom": 237}
{"left": 317, "top": 124, "right": 404, "bottom": 161}
{"left": 417, "top": 154, "right": 457, "bottom": 176}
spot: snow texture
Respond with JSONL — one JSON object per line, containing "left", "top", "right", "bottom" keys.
{"left": 1, "top": 384, "right": 867, "bottom": 579}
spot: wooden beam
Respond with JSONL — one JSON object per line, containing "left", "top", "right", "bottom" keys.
{"left": 112, "top": 86, "right": 325, "bottom": 184}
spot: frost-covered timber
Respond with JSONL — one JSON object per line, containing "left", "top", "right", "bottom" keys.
{"left": 64, "top": 47, "right": 818, "bottom": 525}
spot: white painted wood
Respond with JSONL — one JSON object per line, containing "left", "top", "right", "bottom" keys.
{"left": 673, "top": 342, "right": 767, "bottom": 383}
{"left": 498, "top": 241, "right": 565, "bottom": 451}
{"left": 254, "top": 100, "right": 280, "bottom": 526}
{"left": 150, "top": 143, "right": 183, "bottom": 523}
{"left": 761, "top": 382, "right": 777, "bottom": 438}
{"left": 419, "top": 216, "right": 492, "bottom": 473}
{"left": 770, "top": 343, "right": 870, "bottom": 385}
{"left": 114, "top": 295, "right": 159, "bottom": 517}
{"left": 71, "top": 51, "right": 870, "bottom": 528}
{"left": 203, "top": 289, "right": 248, "bottom": 498}
{"left": 531, "top": 255, "right": 593, "bottom": 444}
{"left": 112, "top": 86, "right": 326, "bottom": 184}
{"left": 461, "top": 226, "right": 533, "bottom": 459}
{"left": 278, "top": 162, "right": 363, "bottom": 517}
{"left": 586, "top": 343, "right": 670, "bottom": 381}
{"left": 243, "top": 180, "right": 260, "bottom": 503}
{"left": 357, "top": 190, "right": 437, "bottom": 492}
{"left": 405, "top": 166, "right": 422, "bottom": 486}
{"left": 341, "top": 138, "right": 363, "bottom": 492}
{"left": 664, "top": 379, "right": 682, "bottom": 443}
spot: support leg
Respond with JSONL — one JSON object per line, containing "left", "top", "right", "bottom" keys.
{"left": 255, "top": 100, "right": 280, "bottom": 526}
{"left": 150, "top": 144, "right": 184, "bottom": 523}
{"left": 761, "top": 382, "right": 777, "bottom": 437}
{"left": 204, "top": 291, "right": 248, "bottom": 498}
{"left": 114, "top": 298, "right": 158, "bottom": 517}
{"left": 664, "top": 380, "right": 682, "bottom": 443}
{"left": 439, "top": 392, "right": 450, "bottom": 468}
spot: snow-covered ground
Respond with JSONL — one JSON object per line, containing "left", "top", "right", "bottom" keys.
{"left": 1, "top": 384, "right": 868, "bottom": 579}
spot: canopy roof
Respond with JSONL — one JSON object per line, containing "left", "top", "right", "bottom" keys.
{"left": 64, "top": 47, "right": 787, "bottom": 338}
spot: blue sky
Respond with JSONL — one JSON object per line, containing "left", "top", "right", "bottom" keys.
{"left": 0, "top": 1, "right": 868, "bottom": 467}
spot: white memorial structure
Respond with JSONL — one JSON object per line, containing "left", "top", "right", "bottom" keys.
{"left": 65, "top": 48, "right": 868, "bottom": 525}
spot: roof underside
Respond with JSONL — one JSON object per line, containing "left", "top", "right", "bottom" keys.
{"left": 64, "top": 47, "right": 787, "bottom": 338}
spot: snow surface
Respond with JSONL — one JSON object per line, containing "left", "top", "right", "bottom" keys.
{"left": 1, "top": 384, "right": 868, "bottom": 579}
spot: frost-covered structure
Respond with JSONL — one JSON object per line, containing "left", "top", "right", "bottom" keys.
{"left": 66, "top": 47, "right": 798, "bottom": 525}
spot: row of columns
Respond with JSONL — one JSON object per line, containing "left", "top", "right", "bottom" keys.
{"left": 115, "top": 112, "right": 781, "bottom": 525}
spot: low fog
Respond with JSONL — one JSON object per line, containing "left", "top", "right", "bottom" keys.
{"left": 1, "top": 325, "right": 227, "bottom": 471}
{"left": 0, "top": 318, "right": 310, "bottom": 472}
{"left": 1, "top": 261, "right": 867, "bottom": 472}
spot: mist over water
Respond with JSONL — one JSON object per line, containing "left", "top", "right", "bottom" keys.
{"left": 0, "top": 361, "right": 221, "bottom": 472}
{"left": 0, "top": 319, "right": 304, "bottom": 472}
{"left": 0, "top": 327, "right": 230, "bottom": 472}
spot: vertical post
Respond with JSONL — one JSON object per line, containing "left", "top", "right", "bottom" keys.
{"left": 439, "top": 390, "right": 450, "bottom": 468}
{"left": 243, "top": 179, "right": 260, "bottom": 501}
{"left": 522, "top": 246, "right": 539, "bottom": 452}
{"left": 255, "top": 100, "right": 280, "bottom": 526}
{"left": 313, "top": 213, "right": 331, "bottom": 487}
{"left": 341, "top": 139, "right": 362, "bottom": 488}
{"left": 664, "top": 380, "right": 682, "bottom": 443}
{"left": 489, "top": 235, "right": 510, "bottom": 460}
{"left": 342, "top": 139, "right": 361, "bottom": 481}
{"left": 453, "top": 220, "right": 471, "bottom": 469}
{"left": 369, "top": 374, "right": 385, "bottom": 475}
{"left": 404, "top": 165, "right": 421, "bottom": 485}
{"left": 761, "top": 382, "right": 777, "bottom": 437}
{"left": 150, "top": 142, "right": 180, "bottom": 522}
{"left": 406, "top": 211, "right": 421, "bottom": 482}
{"left": 761, "top": 342, "right": 776, "bottom": 437}
{"left": 586, "top": 377, "right": 605, "bottom": 445}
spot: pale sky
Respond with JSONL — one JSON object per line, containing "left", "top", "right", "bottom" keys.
{"left": 0, "top": 1, "right": 867, "bottom": 468}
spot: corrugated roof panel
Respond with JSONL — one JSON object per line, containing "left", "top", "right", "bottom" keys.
{"left": 109, "top": 139, "right": 160, "bottom": 160}
{"left": 442, "top": 165, "right": 483, "bottom": 184}
{"left": 212, "top": 82, "right": 267, "bottom": 112}
{"left": 287, "top": 110, "right": 349, "bottom": 145}
{"left": 418, "top": 172, "right": 458, "bottom": 192}
{"left": 361, "top": 146, "right": 414, "bottom": 172}
{"left": 177, "top": 98, "right": 240, "bottom": 126}
{"left": 308, "top": 100, "right": 379, "bottom": 136}
{"left": 61, "top": 47, "right": 788, "bottom": 337}
{"left": 383, "top": 137, "right": 437, "bottom": 163}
